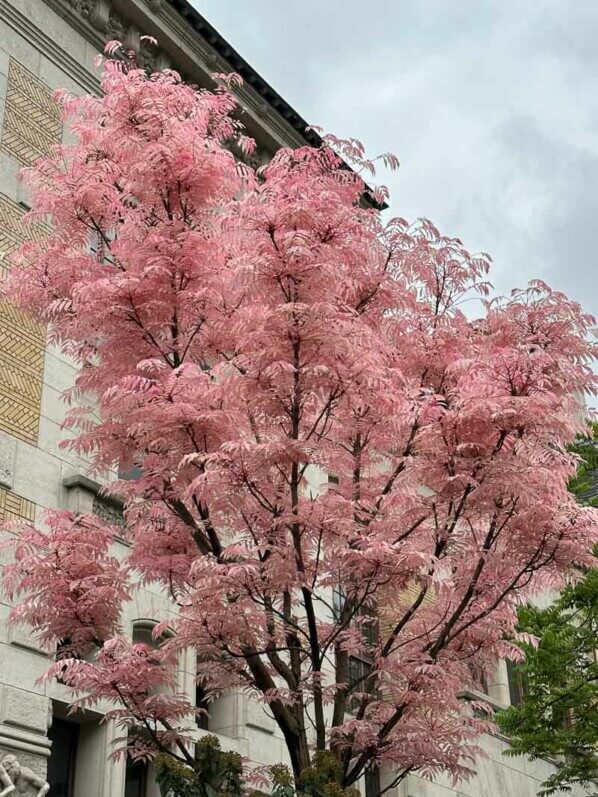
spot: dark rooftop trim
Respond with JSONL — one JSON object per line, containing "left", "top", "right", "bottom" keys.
{"left": 168, "top": 0, "right": 386, "bottom": 210}
{"left": 169, "top": 0, "right": 321, "bottom": 148}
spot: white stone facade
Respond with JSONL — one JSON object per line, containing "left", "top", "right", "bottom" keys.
{"left": 0, "top": 1, "right": 585, "bottom": 795}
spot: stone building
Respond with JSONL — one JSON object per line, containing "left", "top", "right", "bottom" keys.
{"left": 0, "top": 1, "right": 585, "bottom": 795}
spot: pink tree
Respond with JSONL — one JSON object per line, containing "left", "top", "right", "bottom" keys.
{"left": 2, "top": 46, "right": 597, "bottom": 792}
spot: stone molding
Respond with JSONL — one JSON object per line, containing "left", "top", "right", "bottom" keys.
{"left": 457, "top": 686, "right": 507, "bottom": 712}
{"left": 62, "top": 471, "right": 124, "bottom": 507}
{"left": 41, "top": 0, "right": 308, "bottom": 150}
{"left": 0, "top": 726, "right": 52, "bottom": 759}
{"left": 3, "top": 0, "right": 311, "bottom": 155}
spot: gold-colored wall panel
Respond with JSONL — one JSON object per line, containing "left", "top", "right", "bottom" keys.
{"left": 0, "top": 182, "right": 52, "bottom": 277}
{"left": 0, "top": 193, "right": 48, "bottom": 444}
{"left": 1, "top": 59, "right": 62, "bottom": 166}
{"left": 0, "top": 486, "right": 35, "bottom": 523}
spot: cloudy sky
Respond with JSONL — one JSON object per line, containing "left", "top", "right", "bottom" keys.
{"left": 193, "top": 0, "right": 597, "bottom": 321}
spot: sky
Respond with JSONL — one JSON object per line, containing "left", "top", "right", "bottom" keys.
{"left": 192, "top": 0, "right": 598, "bottom": 323}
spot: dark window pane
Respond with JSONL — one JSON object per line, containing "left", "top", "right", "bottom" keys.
{"left": 332, "top": 586, "right": 344, "bottom": 621}
{"left": 48, "top": 718, "right": 79, "bottom": 797}
{"left": 196, "top": 684, "right": 210, "bottom": 730}
{"left": 119, "top": 466, "right": 143, "bottom": 481}
{"left": 348, "top": 655, "right": 363, "bottom": 688}
{"left": 362, "top": 614, "right": 378, "bottom": 648}
{"left": 365, "top": 766, "right": 381, "bottom": 797}
{"left": 125, "top": 760, "right": 147, "bottom": 797}
{"left": 507, "top": 659, "right": 528, "bottom": 706}
{"left": 132, "top": 625, "right": 157, "bottom": 649}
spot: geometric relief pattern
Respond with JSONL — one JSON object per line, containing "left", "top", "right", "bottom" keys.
{"left": 1, "top": 58, "right": 62, "bottom": 167}
{"left": 0, "top": 194, "right": 48, "bottom": 445}
{"left": 0, "top": 485, "right": 35, "bottom": 523}
{"left": 0, "top": 192, "right": 49, "bottom": 278}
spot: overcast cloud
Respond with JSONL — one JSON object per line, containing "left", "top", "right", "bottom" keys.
{"left": 193, "top": 1, "right": 598, "bottom": 320}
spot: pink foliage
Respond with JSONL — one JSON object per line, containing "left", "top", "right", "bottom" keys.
{"left": 2, "top": 47, "right": 597, "bottom": 787}
{"left": 2, "top": 511, "right": 130, "bottom": 655}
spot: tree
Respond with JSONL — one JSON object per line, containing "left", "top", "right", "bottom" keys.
{"left": 155, "top": 735, "right": 244, "bottom": 797}
{"left": 497, "top": 423, "right": 598, "bottom": 795}
{"left": 2, "top": 44, "right": 597, "bottom": 794}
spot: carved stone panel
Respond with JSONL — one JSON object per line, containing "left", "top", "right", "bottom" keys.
{"left": 0, "top": 752, "right": 49, "bottom": 795}
{"left": 0, "top": 486, "right": 36, "bottom": 523}
{"left": 0, "top": 687, "right": 49, "bottom": 734}
{"left": 0, "top": 59, "right": 62, "bottom": 167}
{"left": 0, "top": 193, "right": 50, "bottom": 445}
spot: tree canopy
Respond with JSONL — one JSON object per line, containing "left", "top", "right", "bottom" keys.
{"left": 2, "top": 44, "right": 597, "bottom": 793}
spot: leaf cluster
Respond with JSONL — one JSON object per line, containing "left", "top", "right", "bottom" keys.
{"left": 154, "top": 748, "right": 360, "bottom": 797}
{"left": 498, "top": 424, "right": 598, "bottom": 795}
{"left": 155, "top": 735, "right": 244, "bottom": 797}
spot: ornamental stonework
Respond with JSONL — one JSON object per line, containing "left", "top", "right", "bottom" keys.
{"left": 0, "top": 59, "right": 62, "bottom": 167}
{"left": 0, "top": 194, "right": 49, "bottom": 445}
{"left": 0, "top": 485, "right": 36, "bottom": 523}
{"left": 93, "top": 494, "right": 125, "bottom": 528}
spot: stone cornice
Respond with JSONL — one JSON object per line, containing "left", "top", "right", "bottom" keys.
{"left": 147, "top": 0, "right": 311, "bottom": 149}
{"left": 62, "top": 471, "right": 124, "bottom": 508}
{"left": 32, "top": 0, "right": 312, "bottom": 151}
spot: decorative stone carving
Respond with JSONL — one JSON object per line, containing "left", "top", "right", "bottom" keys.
{"left": 137, "top": 37, "right": 158, "bottom": 73}
{"left": 79, "top": 0, "right": 98, "bottom": 19}
{"left": 144, "top": 0, "right": 163, "bottom": 11}
{"left": 81, "top": 0, "right": 110, "bottom": 32}
{"left": 0, "top": 754, "right": 49, "bottom": 796}
{"left": 123, "top": 26, "right": 140, "bottom": 53}
{"left": 92, "top": 494, "right": 125, "bottom": 528}
{"left": 106, "top": 8, "right": 125, "bottom": 41}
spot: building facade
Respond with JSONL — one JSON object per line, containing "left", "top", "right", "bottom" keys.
{"left": 0, "top": 1, "right": 585, "bottom": 795}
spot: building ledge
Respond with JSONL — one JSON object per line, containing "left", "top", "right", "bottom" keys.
{"left": 62, "top": 472, "right": 124, "bottom": 509}
{"left": 458, "top": 687, "right": 508, "bottom": 713}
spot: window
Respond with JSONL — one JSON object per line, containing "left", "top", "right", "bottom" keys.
{"left": 124, "top": 759, "right": 147, "bottom": 797}
{"left": 47, "top": 718, "right": 79, "bottom": 797}
{"left": 333, "top": 587, "right": 378, "bottom": 714}
{"left": 467, "top": 662, "right": 489, "bottom": 695}
{"left": 119, "top": 466, "right": 143, "bottom": 481}
{"left": 195, "top": 682, "right": 210, "bottom": 730}
{"left": 364, "top": 766, "right": 381, "bottom": 797}
{"left": 348, "top": 655, "right": 375, "bottom": 694}
{"left": 332, "top": 587, "right": 378, "bottom": 646}
{"left": 332, "top": 586, "right": 344, "bottom": 622}
{"left": 55, "top": 637, "right": 78, "bottom": 662}
{"left": 506, "top": 659, "right": 528, "bottom": 706}
{"left": 132, "top": 621, "right": 173, "bottom": 699}
{"left": 132, "top": 623, "right": 159, "bottom": 649}
{"left": 347, "top": 652, "right": 376, "bottom": 715}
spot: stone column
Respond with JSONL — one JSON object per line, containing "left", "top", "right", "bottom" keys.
{"left": 487, "top": 659, "right": 510, "bottom": 708}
